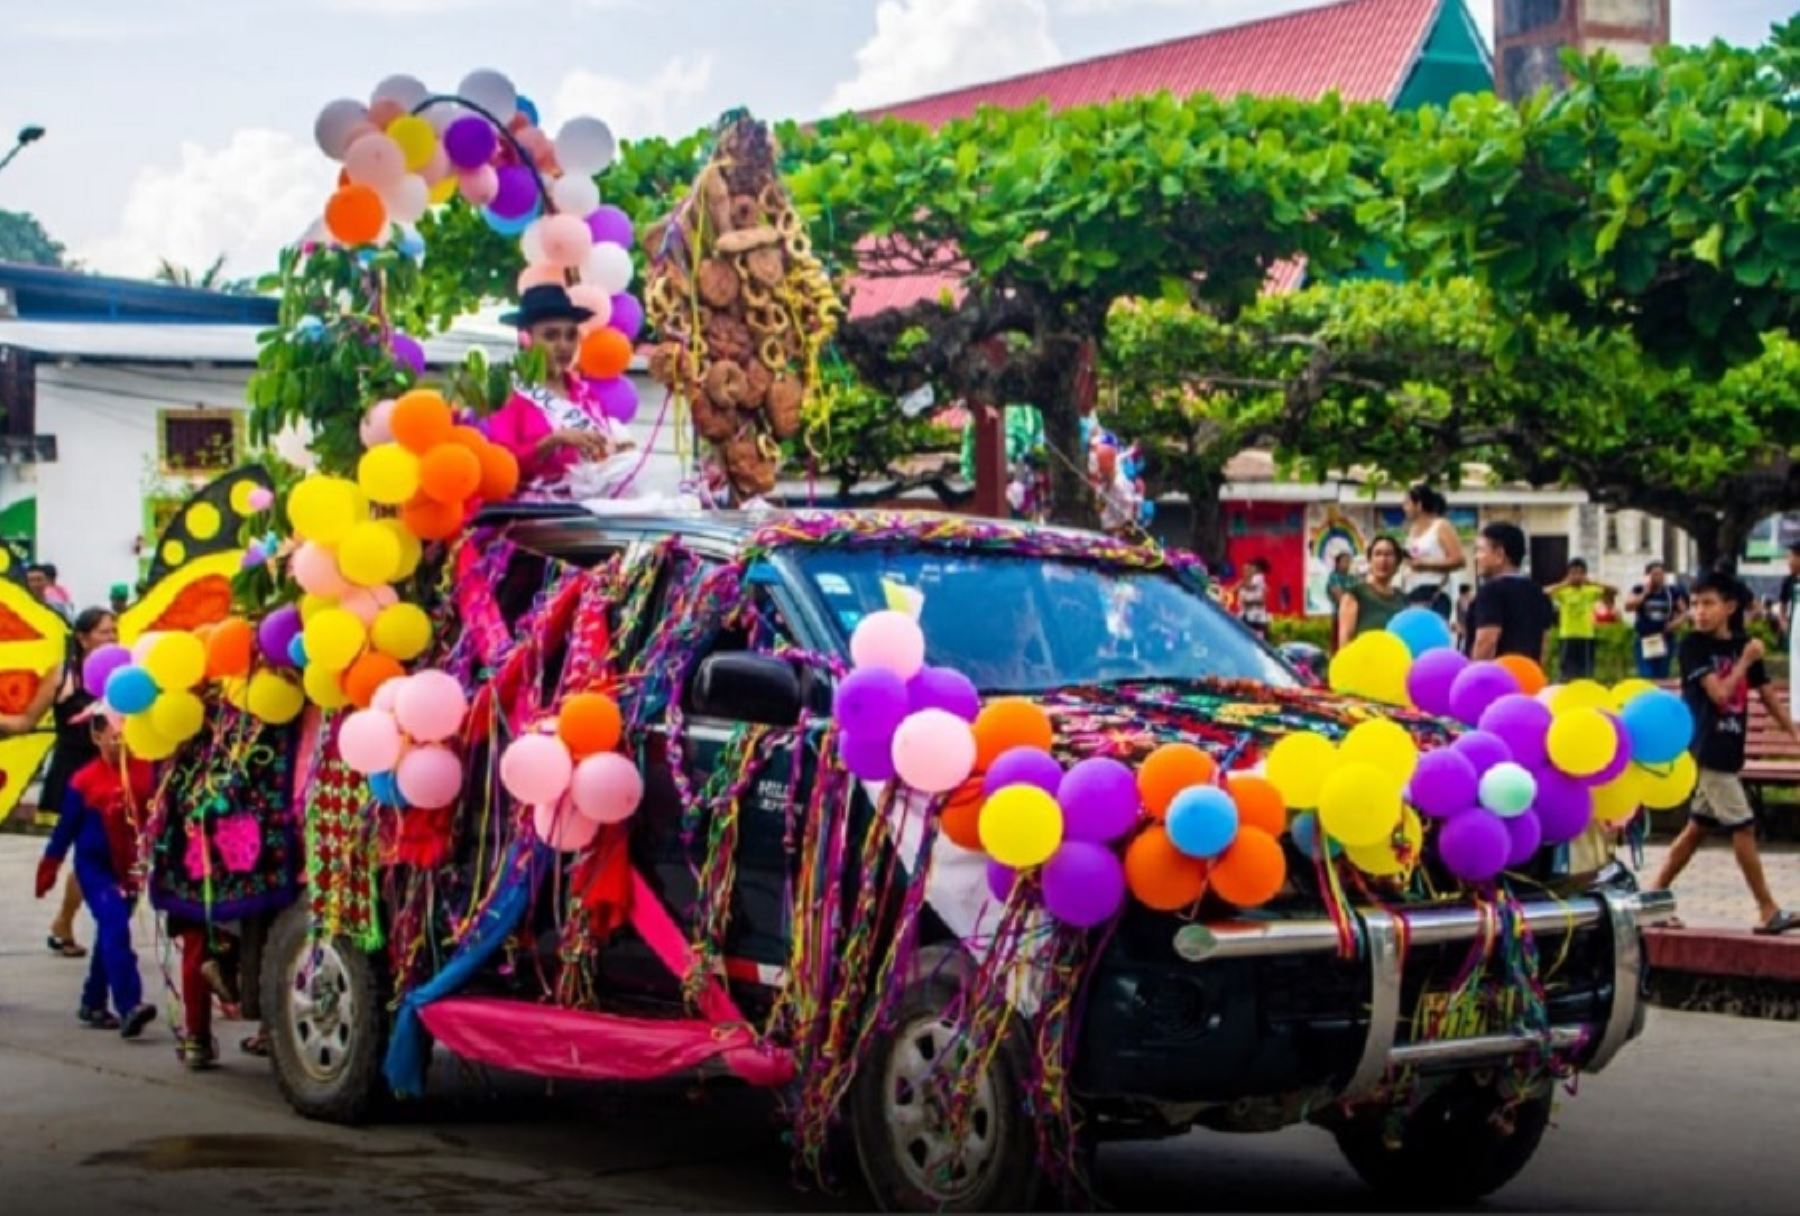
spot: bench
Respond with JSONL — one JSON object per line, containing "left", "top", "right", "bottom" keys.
{"left": 1656, "top": 683, "right": 1797, "bottom": 838}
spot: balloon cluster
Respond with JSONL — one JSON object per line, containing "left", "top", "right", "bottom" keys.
{"left": 85, "top": 632, "right": 211, "bottom": 760}
{"left": 1145, "top": 744, "right": 1289, "bottom": 909}
{"left": 833, "top": 611, "right": 982, "bottom": 794}
{"left": 356, "top": 388, "right": 519, "bottom": 541}
{"left": 337, "top": 669, "right": 471, "bottom": 811}
{"left": 496, "top": 692, "right": 643, "bottom": 852}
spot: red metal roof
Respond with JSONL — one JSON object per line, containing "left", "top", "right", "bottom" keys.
{"left": 866, "top": 0, "right": 1443, "bottom": 127}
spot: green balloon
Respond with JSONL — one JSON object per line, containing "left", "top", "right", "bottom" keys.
{"left": 1478, "top": 762, "right": 1537, "bottom": 818}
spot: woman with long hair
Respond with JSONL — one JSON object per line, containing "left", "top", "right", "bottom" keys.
{"left": 1, "top": 606, "right": 118, "bottom": 957}
{"left": 1400, "top": 485, "right": 1465, "bottom": 617}
{"left": 1338, "top": 536, "right": 1409, "bottom": 647}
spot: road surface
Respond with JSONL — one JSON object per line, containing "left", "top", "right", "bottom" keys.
{"left": 1, "top": 835, "right": 1795, "bottom": 1212}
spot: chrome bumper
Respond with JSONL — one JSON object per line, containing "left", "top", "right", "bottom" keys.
{"left": 1171, "top": 888, "right": 1676, "bottom": 1099}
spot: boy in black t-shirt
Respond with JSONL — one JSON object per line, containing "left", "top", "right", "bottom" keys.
{"left": 1651, "top": 574, "right": 1800, "bottom": 935}
{"left": 1466, "top": 522, "right": 1553, "bottom": 662}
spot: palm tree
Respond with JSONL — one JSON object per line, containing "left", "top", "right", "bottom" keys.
{"left": 153, "top": 255, "right": 229, "bottom": 289}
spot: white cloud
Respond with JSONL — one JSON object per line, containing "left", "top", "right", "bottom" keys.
{"left": 78, "top": 129, "right": 329, "bottom": 281}
{"left": 549, "top": 55, "right": 719, "bottom": 142}
{"left": 16, "top": 16, "right": 162, "bottom": 40}
{"left": 321, "top": 0, "right": 494, "bottom": 12}
{"left": 826, "top": 0, "right": 1062, "bottom": 114}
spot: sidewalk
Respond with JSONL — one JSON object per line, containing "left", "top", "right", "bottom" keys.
{"left": 1627, "top": 840, "right": 1800, "bottom": 984}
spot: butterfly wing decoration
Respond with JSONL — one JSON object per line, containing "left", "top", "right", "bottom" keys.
{"left": 118, "top": 464, "right": 273, "bottom": 645}
{"left": 0, "top": 547, "right": 70, "bottom": 828}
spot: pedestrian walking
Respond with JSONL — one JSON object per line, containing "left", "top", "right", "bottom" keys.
{"left": 1651, "top": 573, "right": 1800, "bottom": 935}
{"left": 1626, "top": 560, "right": 1689, "bottom": 679}
{"left": 1466, "top": 522, "right": 1554, "bottom": 662}
{"left": 1546, "top": 558, "right": 1615, "bottom": 679}
{"left": 1237, "top": 558, "right": 1272, "bottom": 641}
{"left": 1336, "top": 536, "right": 1407, "bottom": 647}
{"left": 1400, "top": 485, "right": 1464, "bottom": 617}
{"left": 25, "top": 563, "right": 73, "bottom": 623}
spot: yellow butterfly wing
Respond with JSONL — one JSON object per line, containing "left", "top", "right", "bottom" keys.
{"left": 118, "top": 464, "right": 272, "bottom": 645}
{"left": 0, "top": 551, "right": 69, "bottom": 828}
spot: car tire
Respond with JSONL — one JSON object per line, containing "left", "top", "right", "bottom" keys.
{"left": 263, "top": 902, "right": 389, "bottom": 1125}
{"left": 1332, "top": 1076, "right": 1553, "bottom": 1205}
{"left": 848, "top": 945, "right": 1042, "bottom": 1212}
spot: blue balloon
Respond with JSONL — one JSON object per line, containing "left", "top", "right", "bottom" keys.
{"left": 288, "top": 635, "right": 308, "bottom": 668}
{"left": 369, "top": 770, "right": 406, "bottom": 808}
{"left": 516, "top": 95, "right": 539, "bottom": 125}
{"left": 293, "top": 314, "right": 326, "bottom": 343}
{"left": 104, "top": 665, "right": 159, "bottom": 715}
{"left": 482, "top": 202, "right": 538, "bottom": 236}
{"left": 1290, "top": 810, "right": 1343, "bottom": 860}
{"left": 1165, "top": 785, "right": 1239, "bottom": 860}
{"left": 395, "top": 229, "right": 426, "bottom": 260}
{"left": 1387, "top": 605, "right": 1454, "bottom": 656}
{"left": 1620, "top": 689, "right": 1694, "bottom": 765}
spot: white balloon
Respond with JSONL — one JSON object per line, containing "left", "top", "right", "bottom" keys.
{"left": 372, "top": 73, "right": 429, "bottom": 112}
{"left": 383, "top": 175, "right": 430, "bottom": 225}
{"left": 424, "top": 101, "right": 470, "bottom": 134}
{"left": 584, "top": 242, "right": 634, "bottom": 295}
{"left": 519, "top": 218, "right": 549, "bottom": 265}
{"left": 314, "top": 98, "right": 369, "bottom": 160}
{"left": 554, "top": 117, "right": 616, "bottom": 176}
{"left": 550, "top": 174, "right": 600, "bottom": 218}
{"left": 458, "top": 69, "right": 517, "bottom": 124}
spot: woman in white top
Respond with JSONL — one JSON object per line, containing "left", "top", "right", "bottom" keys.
{"left": 1400, "top": 485, "right": 1464, "bottom": 617}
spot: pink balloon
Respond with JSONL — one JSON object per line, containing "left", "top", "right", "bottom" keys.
{"left": 396, "top": 744, "right": 463, "bottom": 809}
{"left": 421, "top": 145, "right": 451, "bottom": 185}
{"left": 394, "top": 669, "right": 468, "bottom": 743}
{"left": 458, "top": 165, "right": 499, "bottom": 206}
{"left": 368, "top": 98, "right": 407, "bottom": 130}
{"left": 132, "top": 632, "right": 163, "bottom": 664}
{"left": 291, "top": 542, "right": 350, "bottom": 597}
{"left": 890, "top": 709, "right": 977, "bottom": 794}
{"left": 339, "top": 585, "right": 388, "bottom": 626}
{"left": 850, "top": 611, "right": 926, "bottom": 679}
{"left": 247, "top": 486, "right": 276, "bottom": 512}
{"left": 516, "top": 263, "right": 564, "bottom": 293}
{"left": 361, "top": 398, "right": 396, "bottom": 446}
{"left": 371, "top": 679, "right": 402, "bottom": 713}
{"left": 339, "top": 708, "right": 402, "bottom": 775}
{"left": 501, "top": 733, "right": 574, "bottom": 805}
{"left": 568, "top": 284, "right": 613, "bottom": 330}
{"left": 382, "top": 174, "right": 429, "bottom": 224}
{"left": 372, "top": 585, "right": 399, "bottom": 608}
{"left": 533, "top": 798, "right": 600, "bottom": 853}
{"left": 345, "top": 133, "right": 406, "bottom": 190}
{"left": 538, "top": 214, "right": 594, "bottom": 269}
{"left": 570, "top": 753, "right": 643, "bottom": 823}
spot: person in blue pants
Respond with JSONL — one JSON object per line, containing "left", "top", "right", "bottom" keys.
{"left": 34, "top": 709, "right": 156, "bottom": 1036}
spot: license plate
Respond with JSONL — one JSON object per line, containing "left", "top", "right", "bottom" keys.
{"left": 1411, "top": 988, "right": 1519, "bottom": 1041}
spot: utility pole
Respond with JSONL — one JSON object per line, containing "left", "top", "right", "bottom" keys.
{"left": 0, "top": 125, "right": 47, "bottom": 176}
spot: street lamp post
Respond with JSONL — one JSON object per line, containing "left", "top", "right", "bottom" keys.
{"left": 0, "top": 126, "right": 47, "bottom": 176}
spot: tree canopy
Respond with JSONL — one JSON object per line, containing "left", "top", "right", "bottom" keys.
{"left": 0, "top": 209, "right": 67, "bottom": 267}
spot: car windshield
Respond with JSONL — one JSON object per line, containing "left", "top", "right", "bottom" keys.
{"left": 795, "top": 548, "right": 1295, "bottom": 694}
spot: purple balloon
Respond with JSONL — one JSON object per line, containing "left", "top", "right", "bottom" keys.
{"left": 1057, "top": 757, "right": 1142, "bottom": 843}
{"left": 1504, "top": 808, "right": 1544, "bottom": 867}
{"left": 983, "top": 746, "right": 1063, "bottom": 798}
{"left": 833, "top": 667, "right": 909, "bottom": 738}
{"left": 1449, "top": 662, "right": 1521, "bottom": 726}
{"left": 1477, "top": 694, "right": 1553, "bottom": 771}
{"left": 1450, "top": 729, "right": 1513, "bottom": 776}
{"left": 585, "top": 204, "right": 635, "bottom": 249}
{"left": 257, "top": 605, "right": 302, "bottom": 669}
{"left": 490, "top": 165, "right": 539, "bottom": 219}
{"left": 1437, "top": 809, "right": 1510, "bottom": 882}
{"left": 1407, "top": 647, "right": 1469, "bottom": 717}
{"left": 1532, "top": 767, "right": 1595, "bottom": 844}
{"left": 608, "top": 292, "right": 644, "bottom": 343}
{"left": 907, "top": 666, "right": 981, "bottom": 722}
{"left": 1408, "top": 748, "right": 1480, "bottom": 819}
{"left": 586, "top": 375, "right": 640, "bottom": 425}
{"left": 82, "top": 644, "right": 132, "bottom": 699}
{"left": 389, "top": 332, "right": 426, "bottom": 375}
{"left": 839, "top": 729, "right": 897, "bottom": 781}
{"left": 443, "top": 116, "right": 498, "bottom": 170}
{"left": 986, "top": 859, "right": 1016, "bottom": 903}
{"left": 1583, "top": 713, "right": 1633, "bottom": 786}
{"left": 1042, "top": 841, "right": 1127, "bottom": 929}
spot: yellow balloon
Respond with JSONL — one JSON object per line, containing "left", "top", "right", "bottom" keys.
{"left": 383, "top": 518, "right": 423, "bottom": 579}
{"left": 1344, "top": 808, "right": 1422, "bottom": 877}
{"left": 304, "top": 662, "right": 351, "bottom": 709}
{"left": 145, "top": 631, "right": 206, "bottom": 691}
{"left": 386, "top": 115, "right": 438, "bottom": 172}
{"left": 287, "top": 476, "right": 363, "bottom": 546}
{"left": 428, "top": 174, "right": 457, "bottom": 205}
{"left": 1610, "top": 679, "right": 1656, "bottom": 711}
{"left": 1592, "top": 766, "right": 1648, "bottom": 825}
{"left": 303, "top": 608, "right": 366, "bottom": 672}
{"left": 246, "top": 671, "right": 304, "bottom": 724}
{"left": 1639, "top": 754, "right": 1698, "bottom": 811}
{"left": 300, "top": 593, "right": 334, "bottom": 623}
{"left": 371, "top": 602, "right": 433, "bottom": 662}
{"left": 123, "top": 713, "right": 179, "bottom": 761}
{"left": 149, "top": 690, "right": 206, "bottom": 741}
{"left": 1338, "top": 718, "right": 1419, "bottom": 784}
{"left": 977, "top": 785, "right": 1064, "bottom": 868}
{"left": 358, "top": 443, "right": 421, "bottom": 506}
{"left": 185, "top": 501, "right": 222, "bottom": 541}
{"left": 221, "top": 676, "right": 250, "bottom": 711}
{"left": 1546, "top": 707, "right": 1616, "bottom": 777}
{"left": 1265, "top": 732, "right": 1339, "bottom": 809}
{"left": 1318, "top": 762, "right": 1403, "bottom": 848}
{"left": 338, "top": 521, "right": 403, "bottom": 587}
{"left": 1551, "top": 680, "right": 1611, "bottom": 713}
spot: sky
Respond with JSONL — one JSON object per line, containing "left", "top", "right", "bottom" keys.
{"left": 0, "top": 0, "right": 1787, "bottom": 282}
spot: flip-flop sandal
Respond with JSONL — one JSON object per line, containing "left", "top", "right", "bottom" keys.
{"left": 240, "top": 1032, "right": 271, "bottom": 1058}
{"left": 47, "top": 935, "right": 88, "bottom": 958}
{"left": 1754, "top": 909, "right": 1800, "bottom": 936}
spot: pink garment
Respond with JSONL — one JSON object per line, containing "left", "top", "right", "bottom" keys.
{"left": 484, "top": 386, "right": 594, "bottom": 487}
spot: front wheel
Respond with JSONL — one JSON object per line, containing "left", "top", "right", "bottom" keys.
{"left": 263, "top": 902, "right": 389, "bottom": 1124}
{"left": 1332, "top": 1076, "right": 1552, "bottom": 1205}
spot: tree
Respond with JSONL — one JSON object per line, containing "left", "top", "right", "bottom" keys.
{"left": 153, "top": 255, "right": 257, "bottom": 295}
{"left": 0, "top": 209, "right": 67, "bottom": 267}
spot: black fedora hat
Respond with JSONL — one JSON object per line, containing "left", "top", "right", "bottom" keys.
{"left": 500, "top": 283, "right": 594, "bottom": 329}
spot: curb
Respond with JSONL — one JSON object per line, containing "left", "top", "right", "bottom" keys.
{"left": 1644, "top": 926, "right": 1800, "bottom": 982}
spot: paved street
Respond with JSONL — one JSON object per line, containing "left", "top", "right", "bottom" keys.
{"left": 2, "top": 835, "right": 1797, "bottom": 1213}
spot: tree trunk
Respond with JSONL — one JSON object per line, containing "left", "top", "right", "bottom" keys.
{"left": 1185, "top": 465, "right": 1228, "bottom": 567}
{"left": 1039, "top": 340, "right": 1098, "bottom": 531}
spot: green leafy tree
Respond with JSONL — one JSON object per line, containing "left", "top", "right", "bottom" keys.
{"left": 0, "top": 209, "right": 67, "bottom": 267}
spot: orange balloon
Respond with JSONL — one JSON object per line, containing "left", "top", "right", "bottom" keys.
{"left": 972, "top": 699, "right": 1054, "bottom": 771}
{"left": 577, "top": 327, "right": 632, "bottom": 380}
{"left": 447, "top": 425, "right": 488, "bottom": 454}
{"left": 391, "top": 390, "right": 453, "bottom": 454}
{"left": 205, "top": 617, "right": 254, "bottom": 679}
{"left": 1496, "top": 654, "right": 1547, "bottom": 697}
{"left": 419, "top": 444, "right": 483, "bottom": 505}
{"left": 939, "top": 776, "right": 987, "bottom": 850}
{"left": 1124, "top": 825, "right": 1209, "bottom": 911}
{"left": 1138, "top": 742, "right": 1217, "bottom": 819}
{"left": 1209, "top": 827, "right": 1287, "bottom": 908}
{"left": 325, "top": 185, "right": 387, "bottom": 246}
{"left": 343, "top": 651, "right": 405, "bottom": 709}
{"left": 401, "top": 493, "right": 465, "bottom": 542}
{"left": 559, "top": 692, "right": 623, "bottom": 757}
{"left": 1226, "top": 773, "right": 1286, "bottom": 837}
{"left": 476, "top": 443, "right": 520, "bottom": 501}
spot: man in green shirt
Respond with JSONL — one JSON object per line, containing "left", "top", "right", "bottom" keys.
{"left": 1547, "top": 558, "right": 1615, "bottom": 679}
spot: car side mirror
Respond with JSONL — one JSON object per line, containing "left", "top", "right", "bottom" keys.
{"left": 688, "top": 652, "right": 803, "bottom": 727}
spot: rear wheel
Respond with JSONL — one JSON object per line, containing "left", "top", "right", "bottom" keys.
{"left": 264, "top": 902, "right": 388, "bottom": 1124}
{"left": 1333, "top": 1076, "right": 1553, "bottom": 1205}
